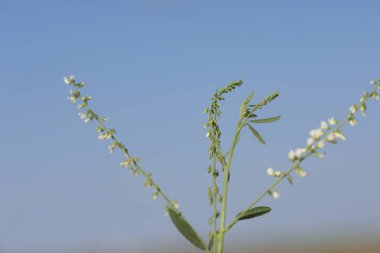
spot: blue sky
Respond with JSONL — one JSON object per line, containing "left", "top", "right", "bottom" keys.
{"left": 0, "top": 0, "right": 380, "bottom": 252}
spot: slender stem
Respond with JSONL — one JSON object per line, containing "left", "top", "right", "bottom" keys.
{"left": 217, "top": 119, "right": 243, "bottom": 253}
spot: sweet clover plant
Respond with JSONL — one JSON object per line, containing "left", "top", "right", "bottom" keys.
{"left": 64, "top": 75, "right": 380, "bottom": 253}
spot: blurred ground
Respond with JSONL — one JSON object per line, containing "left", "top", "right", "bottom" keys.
{"left": 16, "top": 237, "right": 380, "bottom": 253}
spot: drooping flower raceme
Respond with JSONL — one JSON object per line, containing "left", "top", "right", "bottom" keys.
{"left": 265, "top": 78, "right": 380, "bottom": 199}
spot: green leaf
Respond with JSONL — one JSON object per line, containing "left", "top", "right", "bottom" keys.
{"left": 236, "top": 206, "right": 272, "bottom": 221}
{"left": 167, "top": 207, "right": 207, "bottom": 251}
{"left": 208, "top": 237, "right": 214, "bottom": 251}
{"left": 247, "top": 125, "right": 266, "bottom": 144}
{"left": 250, "top": 116, "right": 281, "bottom": 124}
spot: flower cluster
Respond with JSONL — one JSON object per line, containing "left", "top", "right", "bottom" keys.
{"left": 265, "top": 78, "right": 380, "bottom": 199}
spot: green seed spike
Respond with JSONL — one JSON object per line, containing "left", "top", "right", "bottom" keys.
{"left": 250, "top": 92, "right": 280, "bottom": 112}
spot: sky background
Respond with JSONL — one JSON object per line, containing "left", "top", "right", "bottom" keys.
{"left": 1, "top": 0, "right": 380, "bottom": 252}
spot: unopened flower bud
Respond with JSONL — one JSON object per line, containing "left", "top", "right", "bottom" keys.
{"left": 328, "top": 117, "right": 338, "bottom": 125}
{"left": 321, "top": 121, "right": 329, "bottom": 130}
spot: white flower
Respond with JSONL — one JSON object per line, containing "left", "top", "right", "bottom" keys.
{"left": 63, "top": 75, "right": 75, "bottom": 85}
{"left": 63, "top": 77, "right": 70, "bottom": 84}
{"left": 295, "top": 148, "right": 306, "bottom": 159}
{"left": 98, "top": 134, "right": 107, "bottom": 140}
{"left": 78, "top": 113, "right": 86, "bottom": 119}
{"left": 321, "top": 121, "right": 329, "bottom": 130}
{"left": 268, "top": 189, "right": 280, "bottom": 199}
{"left": 153, "top": 192, "right": 159, "bottom": 200}
{"left": 370, "top": 92, "right": 379, "bottom": 100}
{"left": 328, "top": 117, "right": 338, "bottom": 125}
{"left": 310, "top": 128, "right": 323, "bottom": 140}
{"left": 334, "top": 131, "right": 346, "bottom": 141}
{"left": 98, "top": 132, "right": 112, "bottom": 141}
{"left": 360, "top": 104, "right": 366, "bottom": 116}
{"left": 172, "top": 200, "right": 180, "bottom": 209}
{"left": 274, "top": 171, "right": 282, "bottom": 177}
{"left": 267, "top": 168, "right": 282, "bottom": 177}
{"left": 67, "top": 96, "right": 76, "bottom": 104}
{"left": 296, "top": 168, "right": 308, "bottom": 177}
{"left": 206, "top": 131, "right": 211, "bottom": 138}
{"left": 317, "top": 140, "right": 325, "bottom": 149}
{"left": 349, "top": 106, "right": 357, "bottom": 114}
{"left": 288, "top": 150, "right": 296, "bottom": 161}
{"left": 349, "top": 116, "right": 358, "bottom": 126}
{"left": 306, "top": 138, "right": 314, "bottom": 147}
{"left": 77, "top": 103, "right": 85, "bottom": 109}
{"left": 120, "top": 160, "right": 131, "bottom": 167}
{"left": 326, "top": 133, "right": 335, "bottom": 142}
{"left": 108, "top": 142, "right": 117, "bottom": 154}
{"left": 315, "top": 152, "right": 325, "bottom": 159}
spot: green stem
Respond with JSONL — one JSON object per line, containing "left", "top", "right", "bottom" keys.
{"left": 217, "top": 120, "right": 243, "bottom": 253}
{"left": 212, "top": 155, "right": 218, "bottom": 253}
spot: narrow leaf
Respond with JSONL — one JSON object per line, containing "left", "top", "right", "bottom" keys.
{"left": 248, "top": 125, "right": 266, "bottom": 144}
{"left": 237, "top": 206, "right": 272, "bottom": 221}
{"left": 251, "top": 116, "right": 281, "bottom": 124}
{"left": 167, "top": 207, "right": 207, "bottom": 250}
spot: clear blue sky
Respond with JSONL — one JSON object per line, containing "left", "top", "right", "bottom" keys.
{"left": 1, "top": 1, "right": 380, "bottom": 252}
